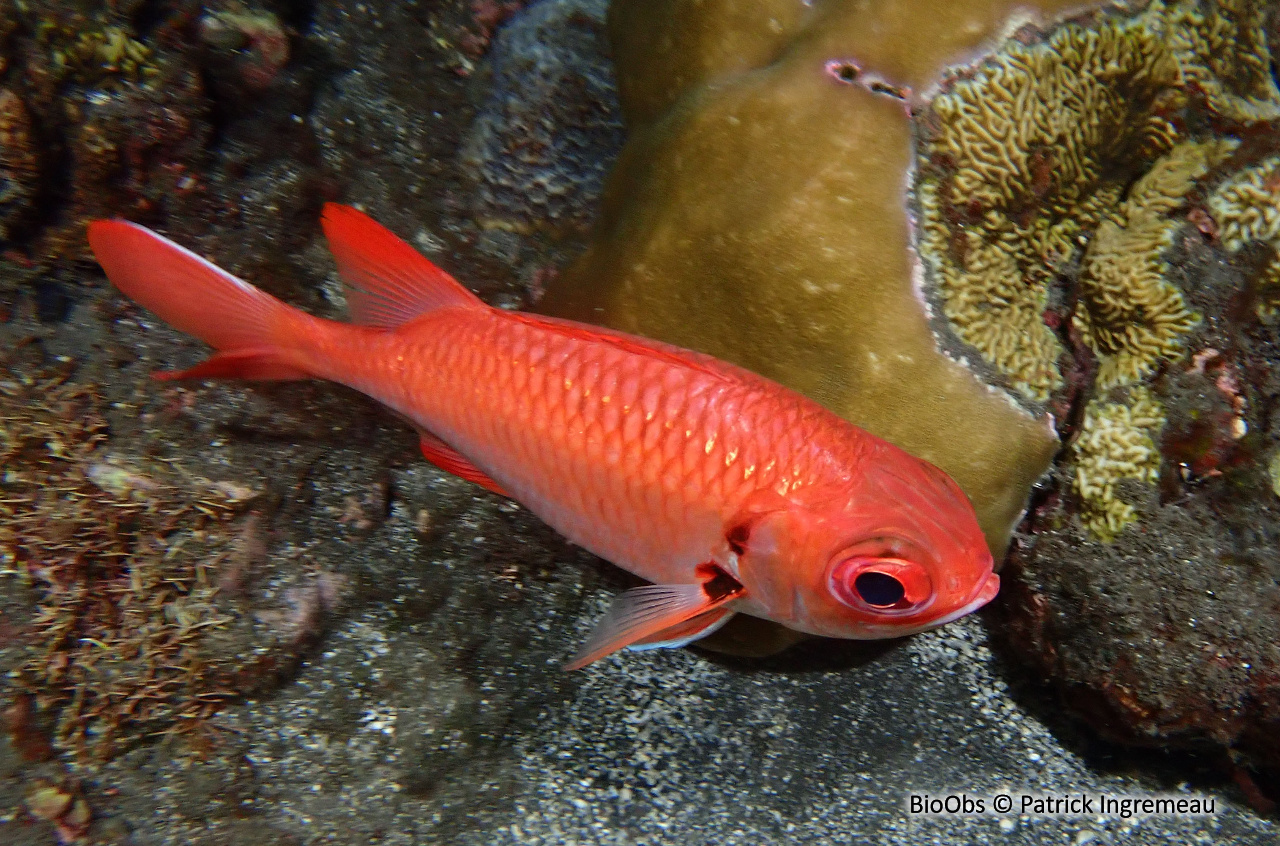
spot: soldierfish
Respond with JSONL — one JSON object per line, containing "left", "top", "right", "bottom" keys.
{"left": 87, "top": 204, "right": 999, "bottom": 670}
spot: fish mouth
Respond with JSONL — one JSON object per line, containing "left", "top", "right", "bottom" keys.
{"left": 931, "top": 572, "right": 1000, "bottom": 628}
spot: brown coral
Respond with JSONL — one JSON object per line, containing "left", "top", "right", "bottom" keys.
{"left": 1209, "top": 153, "right": 1280, "bottom": 251}
{"left": 1168, "top": 0, "right": 1280, "bottom": 122}
{"left": 1071, "top": 385, "right": 1166, "bottom": 540}
{"left": 915, "top": 0, "right": 1280, "bottom": 539}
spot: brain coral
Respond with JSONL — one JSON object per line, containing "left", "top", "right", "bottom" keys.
{"left": 915, "top": 0, "right": 1277, "bottom": 537}
{"left": 1075, "top": 138, "right": 1237, "bottom": 392}
{"left": 1071, "top": 386, "right": 1166, "bottom": 540}
{"left": 1206, "top": 153, "right": 1280, "bottom": 318}
{"left": 916, "top": 8, "right": 1184, "bottom": 401}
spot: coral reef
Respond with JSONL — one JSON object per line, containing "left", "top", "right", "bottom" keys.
{"left": 917, "top": 8, "right": 1184, "bottom": 401}
{"left": 1211, "top": 155, "right": 1280, "bottom": 250}
{"left": 540, "top": 0, "right": 1094, "bottom": 556}
{"left": 1074, "top": 139, "right": 1234, "bottom": 392}
{"left": 1206, "top": 153, "right": 1280, "bottom": 318}
{"left": 1, "top": 0, "right": 1279, "bottom": 835}
{"left": 546, "top": 0, "right": 1276, "bottom": 548}
{"left": 1169, "top": 0, "right": 1280, "bottom": 122}
{"left": 534, "top": 0, "right": 1280, "bottom": 781}
{"left": 911, "top": 1, "right": 1277, "bottom": 539}
{"left": 0, "top": 0, "right": 212, "bottom": 263}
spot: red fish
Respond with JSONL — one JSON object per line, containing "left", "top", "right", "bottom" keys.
{"left": 87, "top": 205, "right": 999, "bottom": 669}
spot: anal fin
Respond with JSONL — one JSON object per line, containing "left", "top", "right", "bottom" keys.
{"left": 418, "top": 432, "right": 511, "bottom": 498}
{"left": 564, "top": 571, "right": 744, "bottom": 671}
{"left": 154, "top": 348, "right": 310, "bottom": 381}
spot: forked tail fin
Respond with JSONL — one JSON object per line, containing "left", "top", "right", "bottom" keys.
{"left": 87, "top": 220, "right": 316, "bottom": 380}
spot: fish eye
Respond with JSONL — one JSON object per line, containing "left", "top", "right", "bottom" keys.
{"left": 853, "top": 571, "right": 905, "bottom": 607}
{"left": 829, "top": 554, "right": 934, "bottom": 614}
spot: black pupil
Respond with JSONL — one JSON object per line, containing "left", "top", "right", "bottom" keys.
{"left": 854, "top": 571, "right": 906, "bottom": 607}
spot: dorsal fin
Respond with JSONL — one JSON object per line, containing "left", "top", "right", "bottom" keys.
{"left": 320, "top": 203, "right": 484, "bottom": 327}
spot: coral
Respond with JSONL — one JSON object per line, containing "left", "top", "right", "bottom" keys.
{"left": 0, "top": 369, "right": 269, "bottom": 759}
{"left": 35, "top": 16, "right": 158, "bottom": 87}
{"left": 1075, "top": 139, "right": 1237, "bottom": 390}
{"left": 1210, "top": 154, "right": 1280, "bottom": 250}
{"left": 461, "top": 0, "right": 623, "bottom": 235}
{"left": 913, "top": 1, "right": 1279, "bottom": 540}
{"left": 917, "top": 8, "right": 1183, "bottom": 399}
{"left": 1070, "top": 386, "right": 1166, "bottom": 540}
{"left": 926, "top": 12, "right": 1181, "bottom": 213}
{"left": 915, "top": 7, "right": 1236, "bottom": 401}
{"left": 542, "top": 0, "right": 1280, "bottom": 555}
{"left": 0, "top": 1, "right": 217, "bottom": 263}
{"left": 916, "top": 184, "right": 1122, "bottom": 400}
{"left": 1168, "top": 0, "right": 1280, "bottom": 122}
{"left": 1206, "top": 154, "right": 1280, "bottom": 317}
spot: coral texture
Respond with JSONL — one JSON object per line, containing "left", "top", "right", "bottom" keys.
{"left": 918, "top": 9, "right": 1183, "bottom": 400}
{"left": 1070, "top": 386, "right": 1165, "bottom": 540}
{"left": 540, "top": 0, "right": 1093, "bottom": 556}
{"left": 461, "top": 0, "right": 623, "bottom": 235}
{"left": 1075, "top": 139, "right": 1235, "bottom": 393}
{"left": 916, "top": 0, "right": 1278, "bottom": 539}
{"left": 1207, "top": 153, "right": 1280, "bottom": 318}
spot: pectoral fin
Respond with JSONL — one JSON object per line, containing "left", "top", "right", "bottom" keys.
{"left": 564, "top": 572, "right": 743, "bottom": 671}
{"left": 628, "top": 607, "right": 736, "bottom": 651}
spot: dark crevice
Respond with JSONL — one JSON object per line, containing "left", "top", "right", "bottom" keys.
{"left": 276, "top": 0, "right": 319, "bottom": 32}
{"left": 130, "top": 0, "right": 173, "bottom": 38}
{"left": 12, "top": 103, "right": 71, "bottom": 254}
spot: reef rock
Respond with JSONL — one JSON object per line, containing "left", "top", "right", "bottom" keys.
{"left": 461, "top": 0, "right": 623, "bottom": 236}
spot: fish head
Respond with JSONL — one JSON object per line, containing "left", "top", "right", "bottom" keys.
{"left": 734, "top": 442, "right": 998, "bottom": 640}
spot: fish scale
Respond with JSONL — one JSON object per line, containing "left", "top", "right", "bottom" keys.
{"left": 356, "top": 311, "right": 776, "bottom": 585}
{"left": 87, "top": 202, "right": 1000, "bottom": 669}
